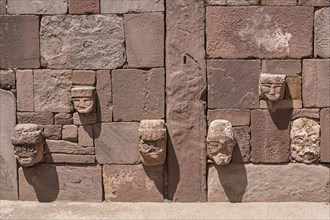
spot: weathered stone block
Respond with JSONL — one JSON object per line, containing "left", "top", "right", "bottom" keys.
{"left": 208, "top": 109, "right": 250, "bottom": 126}
{"left": 72, "top": 70, "right": 95, "bottom": 86}
{"left": 7, "top": 0, "right": 67, "bottom": 14}
{"left": 34, "top": 70, "right": 72, "bottom": 113}
{"left": 0, "top": 0, "right": 5, "bottom": 14}
{"left": 0, "top": 16, "right": 40, "bottom": 68}
{"left": 43, "top": 125, "right": 62, "bottom": 140}
{"left": 44, "top": 154, "right": 95, "bottom": 164}
{"left": 94, "top": 123, "right": 139, "bottom": 164}
{"left": 262, "top": 60, "right": 301, "bottom": 76}
{"left": 320, "top": 108, "right": 330, "bottom": 163}
{"left": 103, "top": 164, "right": 164, "bottom": 202}
{"left": 113, "top": 69, "right": 165, "bottom": 121}
{"left": 0, "top": 90, "right": 18, "bottom": 200}
{"left": 261, "top": 0, "right": 296, "bottom": 5}
{"left": 232, "top": 126, "right": 250, "bottom": 163}
{"left": 315, "top": 7, "right": 330, "bottom": 58}
{"left": 208, "top": 164, "right": 330, "bottom": 202}
{"left": 302, "top": 59, "right": 330, "bottom": 108}
{"left": 206, "top": 0, "right": 259, "bottom": 5}
{"left": 101, "top": 0, "right": 164, "bottom": 13}
{"left": 285, "top": 77, "right": 301, "bottom": 100}
{"left": 45, "top": 140, "right": 94, "bottom": 155}
{"left": 292, "top": 109, "right": 320, "bottom": 120}
{"left": 19, "top": 164, "right": 102, "bottom": 202}
{"left": 251, "top": 109, "right": 291, "bottom": 163}
{"left": 17, "top": 112, "right": 53, "bottom": 125}
{"left": 78, "top": 125, "right": 93, "bottom": 147}
{"left": 73, "top": 112, "right": 97, "bottom": 125}
{"left": 259, "top": 100, "right": 302, "bottom": 109}
{"left": 69, "top": 0, "right": 99, "bottom": 14}
{"left": 208, "top": 60, "right": 260, "bottom": 109}
{"left": 55, "top": 113, "right": 73, "bottom": 125}
{"left": 96, "top": 70, "right": 112, "bottom": 123}
{"left": 206, "top": 7, "right": 313, "bottom": 58}
{"left": 62, "top": 125, "right": 78, "bottom": 142}
{"left": 40, "top": 15, "right": 125, "bottom": 69}
{"left": 16, "top": 70, "right": 33, "bottom": 112}
{"left": 298, "top": 0, "right": 330, "bottom": 6}
{"left": 125, "top": 13, "right": 164, "bottom": 68}
{"left": 0, "top": 70, "right": 15, "bottom": 90}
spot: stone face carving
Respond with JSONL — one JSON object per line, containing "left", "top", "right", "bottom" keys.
{"left": 207, "top": 120, "right": 235, "bottom": 165}
{"left": 138, "top": 120, "right": 166, "bottom": 166}
{"left": 259, "top": 73, "right": 286, "bottom": 101}
{"left": 290, "top": 117, "right": 320, "bottom": 163}
{"left": 71, "top": 87, "right": 95, "bottom": 114}
{"left": 11, "top": 124, "right": 44, "bottom": 167}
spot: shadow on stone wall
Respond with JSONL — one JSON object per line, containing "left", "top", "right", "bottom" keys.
{"left": 166, "top": 135, "right": 179, "bottom": 200}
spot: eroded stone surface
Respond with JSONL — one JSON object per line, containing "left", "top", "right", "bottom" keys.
{"left": 40, "top": 15, "right": 125, "bottom": 69}
{"left": 62, "top": 125, "right": 78, "bottom": 142}
{"left": 101, "top": 0, "right": 164, "bottom": 13}
{"left": 7, "top": 0, "right": 66, "bottom": 14}
{"left": 262, "top": 60, "right": 301, "bottom": 76}
{"left": 45, "top": 140, "right": 94, "bottom": 155}
{"left": 69, "top": 0, "right": 99, "bottom": 14}
{"left": 96, "top": 70, "right": 112, "bottom": 123}
{"left": 72, "top": 87, "right": 95, "bottom": 114}
{"left": 320, "top": 108, "right": 330, "bottom": 163}
{"left": 55, "top": 113, "right": 73, "bottom": 125}
{"left": 44, "top": 154, "right": 95, "bottom": 164}
{"left": 0, "top": 70, "right": 16, "bottom": 91}
{"left": 232, "top": 126, "right": 250, "bottom": 163}
{"left": 259, "top": 73, "right": 286, "bottom": 101}
{"left": 208, "top": 109, "right": 250, "bottom": 126}
{"left": 73, "top": 112, "right": 97, "bottom": 125}
{"left": 259, "top": 99, "right": 302, "bottom": 109}
{"left": 315, "top": 7, "right": 330, "bottom": 58}
{"left": 292, "top": 109, "right": 319, "bottom": 120}
{"left": 17, "top": 112, "right": 53, "bottom": 125}
{"left": 43, "top": 125, "right": 62, "bottom": 140}
{"left": 298, "top": 0, "right": 330, "bottom": 6}
{"left": 17, "top": 70, "right": 33, "bottom": 112}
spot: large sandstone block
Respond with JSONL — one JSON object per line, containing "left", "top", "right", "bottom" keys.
{"left": 315, "top": 8, "right": 330, "bottom": 58}
{"left": 7, "top": 0, "right": 67, "bottom": 14}
{"left": 302, "top": 59, "right": 330, "bottom": 108}
{"left": 208, "top": 109, "right": 250, "bottom": 126}
{"left": 40, "top": 15, "right": 125, "bottom": 69}
{"left": 101, "top": 0, "right": 164, "bottom": 13}
{"left": 113, "top": 69, "right": 165, "bottom": 121}
{"left": 16, "top": 70, "right": 33, "bottom": 112}
{"left": 206, "top": 7, "right": 313, "bottom": 58}
{"left": 34, "top": 70, "right": 72, "bottom": 113}
{"left": 320, "top": 108, "right": 330, "bottom": 163}
{"left": 251, "top": 109, "right": 291, "bottom": 163}
{"left": 96, "top": 70, "right": 112, "bottom": 123}
{"left": 0, "top": 90, "right": 18, "bottom": 200}
{"left": 69, "top": 0, "right": 99, "bottom": 14}
{"left": 208, "top": 164, "right": 330, "bottom": 202}
{"left": 94, "top": 123, "right": 140, "bottom": 164}
{"left": 19, "top": 164, "right": 102, "bottom": 202}
{"left": 261, "top": 60, "right": 301, "bottom": 76}
{"left": 103, "top": 165, "right": 164, "bottom": 202}
{"left": 208, "top": 60, "right": 260, "bottom": 109}
{"left": 0, "top": 16, "right": 40, "bottom": 68}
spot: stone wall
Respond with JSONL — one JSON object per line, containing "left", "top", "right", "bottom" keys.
{"left": 0, "top": 0, "right": 329, "bottom": 202}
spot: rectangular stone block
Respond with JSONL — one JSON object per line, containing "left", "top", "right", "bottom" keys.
{"left": 103, "top": 165, "right": 164, "bottom": 202}
{"left": 94, "top": 123, "right": 139, "bottom": 164}
{"left": 101, "top": 0, "right": 164, "bottom": 13}
{"left": 17, "top": 112, "right": 53, "bottom": 125}
{"left": 251, "top": 109, "right": 291, "bottom": 163}
{"left": 19, "top": 164, "right": 102, "bottom": 202}
{"left": 62, "top": 125, "right": 78, "bottom": 142}
{"left": 0, "top": 0, "right": 5, "bottom": 14}
{"left": 262, "top": 60, "right": 301, "bottom": 76}
{"left": 208, "top": 164, "right": 330, "bottom": 202}
{"left": 206, "top": 0, "right": 259, "bottom": 5}
{"left": 16, "top": 70, "right": 33, "bottom": 112}
{"left": 0, "top": 16, "right": 40, "bottom": 68}
{"left": 320, "top": 108, "right": 330, "bottom": 163}
{"left": 44, "top": 154, "right": 95, "bottom": 164}
{"left": 208, "top": 109, "right": 250, "bottom": 126}
{"left": 73, "top": 112, "right": 97, "bottom": 125}
{"left": 72, "top": 70, "right": 95, "bottom": 86}
{"left": 206, "top": 7, "right": 313, "bottom": 59}
{"left": 0, "top": 69, "right": 15, "bottom": 90}
{"left": 7, "top": 0, "right": 67, "bottom": 14}
{"left": 96, "top": 70, "right": 112, "bottom": 123}
{"left": 302, "top": 59, "right": 330, "bottom": 108}
{"left": 261, "top": 0, "right": 296, "bottom": 5}
{"left": 292, "top": 109, "right": 320, "bottom": 120}
{"left": 55, "top": 113, "right": 73, "bottom": 125}
{"left": 113, "top": 69, "right": 165, "bottom": 121}
{"left": 285, "top": 77, "right": 301, "bottom": 100}
{"left": 259, "top": 100, "right": 302, "bottom": 109}
{"left": 208, "top": 60, "right": 260, "bottom": 109}
{"left": 43, "top": 125, "right": 62, "bottom": 140}
{"left": 78, "top": 125, "right": 93, "bottom": 147}
{"left": 232, "top": 126, "right": 250, "bottom": 163}
{"left": 45, "top": 140, "right": 94, "bottom": 155}
{"left": 315, "top": 8, "right": 330, "bottom": 58}
{"left": 298, "top": 0, "right": 330, "bottom": 6}
{"left": 40, "top": 15, "right": 125, "bottom": 69}
{"left": 69, "top": 0, "right": 99, "bottom": 14}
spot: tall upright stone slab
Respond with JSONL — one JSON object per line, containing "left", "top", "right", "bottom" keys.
{"left": 166, "top": 0, "right": 207, "bottom": 202}
{"left": 0, "top": 90, "right": 18, "bottom": 200}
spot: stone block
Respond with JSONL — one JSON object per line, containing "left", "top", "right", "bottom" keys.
{"left": 96, "top": 70, "right": 112, "bottom": 123}
{"left": 55, "top": 113, "right": 73, "bottom": 125}
{"left": 19, "top": 164, "right": 102, "bottom": 202}
{"left": 94, "top": 123, "right": 139, "bottom": 164}
{"left": 7, "top": 0, "right": 67, "bottom": 14}
{"left": 208, "top": 163, "right": 330, "bottom": 202}
{"left": 113, "top": 69, "right": 165, "bottom": 121}
{"left": 43, "top": 125, "right": 62, "bottom": 140}
{"left": 302, "top": 59, "right": 330, "bottom": 108}
{"left": 16, "top": 70, "right": 33, "bottom": 112}
{"left": 125, "top": 13, "right": 164, "bottom": 68}
{"left": 73, "top": 112, "right": 97, "bottom": 125}
{"left": 44, "top": 154, "right": 95, "bottom": 164}
{"left": 315, "top": 8, "right": 330, "bottom": 58}
{"left": 292, "top": 109, "right": 320, "bottom": 120}
{"left": 101, "top": 0, "right": 164, "bottom": 13}
{"left": 0, "top": 70, "right": 15, "bottom": 90}
{"left": 69, "top": 0, "right": 99, "bottom": 14}
{"left": 103, "top": 164, "right": 164, "bottom": 202}
{"left": 259, "top": 100, "right": 302, "bottom": 109}
{"left": 320, "top": 108, "right": 330, "bottom": 163}
{"left": 0, "top": 16, "right": 40, "bottom": 68}
{"left": 208, "top": 60, "right": 260, "bottom": 109}
{"left": 261, "top": 60, "right": 301, "bottom": 76}
{"left": 34, "top": 70, "right": 72, "bottom": 113}
{"left": 0, "top": 90, "right": 18, "bottom": 200}
{"left": 285, "top": 77, "right": 301, "bottom": 100}
{"left": 206, "top": 7, "right": 313, "bottom": 58}
{"left": 206, "top": 0, "right": 259, "bottom": 5}
{"left": 0, "top": 0, "right": 5, "bottom": 14}
{"left": 45, "top": 140, "right": 94, "bottom": 155}
{"left": 17, "top": 112, "right": 53, "bottom": 125}
{"left": 72, "top": 70, "right": 95, "bottom": 86}
{"left": 40, "top": 15, "right": 125, "bottom": 70}
{"left": 298, "top": 0, "right": 330, "bottom": 6}
{"left": 208, "top": 109, "right": 250, "bottom": 126}
{"left": 62, "top": 125, "right": 78, "bottom": 142}
{"left": 78, "top": 125, "right": 93, "bottom": 147}
{"left": 251, "top": 109, "right": 291, "bottom": 163}
{"left": 232, "top": 126, "right": 250, "bottom": 163}
{"left": 261, "top": 0, "right": 296, "bottom": 5}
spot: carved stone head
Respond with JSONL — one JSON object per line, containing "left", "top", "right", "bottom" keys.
{"left": 11, "top": 124, "right": 44, "bottom": 167}
{"left": 71, "top": 87, "right": 95, "bottom": 114}
{"left": 139, "top": 120, "right": 166, "bottom": 166}
{"left": 207, "top": 120, "right": 235, "bottom": 165}
{"left": 259, "top": 73, "right": 286, "bottom": 101}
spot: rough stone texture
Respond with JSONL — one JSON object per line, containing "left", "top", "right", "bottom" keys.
{"left": 298, "top": 0, "right": 330, "bottom": 6}
{"left": 7, "top": 0, "right": 67, "bottom": 14}
{"left": 45, "top": 140, "right": 94, "bottom": 155}
{"left": 208, "top": 163, "right": 330, "bottom": 202}
{"left": 315, "top": 7, "right": 330, "bottom": 58}
{"left": 259, "top": 100, "right": 302, "bottom": 109}
{"left": 62, "top": 125, "right": 78, "bottom": 142}
{"left": 261, "top": 0, "right": 296, "bottom": 5}
{"left": 44, "top": 154, "right": 95, "bottom": 164}
{"left": 34, "top": 70, "right": 72, "bottom": 113}
{"left": 19, "top": 164, "right": 102, "bottom": 202}
{"left": 0, "top": 90, "right": 18, "bottom": 200}
{"left": 292, "top": 109, "right": 320, "bottom": 120}
{"left": 55, "top": 113, "right": 73, "bottom": 125}
{"left": 206, "top": 7, "right": 313, "bottom": 59}
{"left": 302, "top": 59, "right": 330, "bottom": 108}
{"left": 251, "top": 109, "right": 291, "bottom": 163}
{"left": 285, "top": 77, "right": 301, "bottom": 100}
{"left": 262, "top": 60, "right": 301, "bottom": 76}
{"left": 208, "top": 60, "right": 260, "bottom": 109}
{"left": 0, "top": 0, "right": 5, "bottom": 14}
{"left": 72, "top": 70, "right": 95, "bottom": 86}
{"left": 101, "top": 0, "right": 164, "bottom": 13}
{"left": 16, "top": 70, "right": 33, "bottom": 112}
{"left": 94, "top": 123, "right": 140, "bottom": 164}
{"left": 96, "top": 70, "right": 112, "bottom": 123}
{"left": 0, "top": 16, "right": 40, "bottom": 68}
{"left": 125, "top": 13, "right": 164, "bottom": 68}
{"left": 206, "top": 0, "right": 259, "bottom": 5}
{"left": 17, "top": 112, "right": 53, "bottom": 125}
{"left": 166, "top": 0, "right": 207, "bottom": 202}
{"left": 103, "top": 165, "right": 164, "bottom": 202}
{"left": 43, "top": 125, "right": 62, "bottom": 140}
{"left": 208, "top": 109, "right": 250, "bottom": 126}
{"left": 73, "top": 112, "right": 97, "bottom": 125}
{"left": 113, "top": 69, "right": 165, "bottom": 121}
{"left": 0, "top": 70, "right": 16, "bottom": 91}
{"left": 232, "top": 126, "right": 250, "bottom": 163}
{"left": 40, "top": 15, "right": 125, "bottom": 70}
{"left": 320, "top": 108, "right": 330, "bottom": 163}
{"left": 78, "top": 125, "right": 93, "bottom": 147}
{"left": 69, "top": 0, "right": 99, "bottom": 14}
